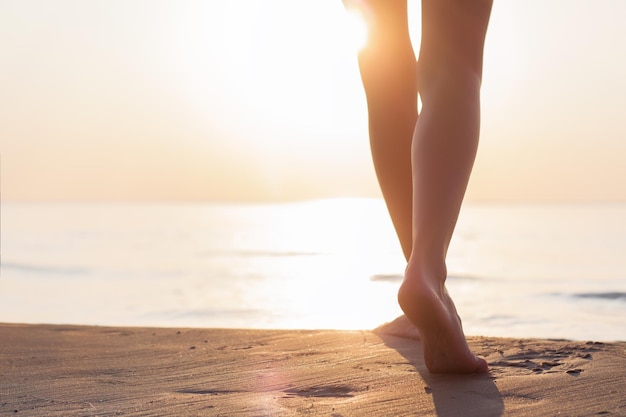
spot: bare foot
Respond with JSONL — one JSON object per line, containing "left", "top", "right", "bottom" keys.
{"left": 373, "top": 314, "right": 421, "bottom": 340}
{"left": 398, "top": 268, "right": 488, "bottom": 374}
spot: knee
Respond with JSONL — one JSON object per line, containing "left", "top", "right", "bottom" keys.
{"left": 417, "top": 60, "right": 482, "bottom": 103}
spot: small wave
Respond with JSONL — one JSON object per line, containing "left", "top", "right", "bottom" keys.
{"left": 369, "top": 273, "right": 481, "bottom": 283}
{"left": 1, "top": 261, "right": 90, "bottom": 276}
{"left": 200, "top": 249, "right": 322, "bottom": 258}
{"left": 369, "top": 274, "right": 403, "bottom": 283}
{"left": 147, "top": 308, "right": 266, "bottom": 319}
{"left": 573, "top": 292, "right": 626, "bottom": 301}
{"left": 448, "top": 274, "right": 485, "bottom": 281}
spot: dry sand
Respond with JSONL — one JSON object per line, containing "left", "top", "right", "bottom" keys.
{"left": 1, "top": 319, "right": 625, "bottom": 416}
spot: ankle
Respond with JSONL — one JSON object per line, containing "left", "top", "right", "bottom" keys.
{"left": 404, "top": 258, "right": 447, "bottom": 287}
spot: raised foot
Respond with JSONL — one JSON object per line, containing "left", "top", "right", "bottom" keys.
{"left": 398, "top": 277, "right": 488, "bottom": 374}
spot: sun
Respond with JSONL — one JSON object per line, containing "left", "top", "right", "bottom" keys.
{"left": 343, "top": 7, "right": 369, "bottom": 51}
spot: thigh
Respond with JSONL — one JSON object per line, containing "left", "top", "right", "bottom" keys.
{"left": 419, "top": 0, "right": 493, "bottom": 76}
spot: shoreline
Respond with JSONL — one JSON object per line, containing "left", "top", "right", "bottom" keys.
{"left": 2, "top": 322, "right": 625, "bottom": 416}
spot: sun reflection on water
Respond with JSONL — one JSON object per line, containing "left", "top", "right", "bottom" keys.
{"left": 234, "top": 198, "right": 406, "bottom": 330}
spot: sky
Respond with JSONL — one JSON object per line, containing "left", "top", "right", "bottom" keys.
{"left": 1, "top": 0, "right": 625, "bottom": 202}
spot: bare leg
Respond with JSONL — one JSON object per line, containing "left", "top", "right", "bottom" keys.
{"left": 351, "top": 0, "right": 416, "bottom": 259}
{"left": 398, "top": 0, "right": 492, "bottom": 373}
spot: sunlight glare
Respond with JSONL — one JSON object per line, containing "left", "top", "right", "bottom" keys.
{"left": 246, "top": 199, "right": 404, "bottom": 330}
{"left": 344, "top": 8, "right": 369, "bottom": 52}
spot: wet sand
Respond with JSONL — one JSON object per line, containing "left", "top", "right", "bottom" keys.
{"left": 1, "top": 320, "right": 625, "bottom": 416}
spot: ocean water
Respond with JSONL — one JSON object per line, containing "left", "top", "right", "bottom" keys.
{"left": 1, "top": 199, "right": 625, "bottom": 342}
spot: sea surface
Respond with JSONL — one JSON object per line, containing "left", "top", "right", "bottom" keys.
{"left": 1, "top": 199, "right": 625, "bottom": 342}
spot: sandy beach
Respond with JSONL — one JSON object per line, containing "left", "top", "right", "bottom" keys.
{"left": 1, "top": 320, "right": 625, "bottom": 416}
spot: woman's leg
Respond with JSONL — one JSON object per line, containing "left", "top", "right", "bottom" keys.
{"left": 351, "top": 0, "right": 416, "bottom": 260}
{"left": 398, "top": 0, "right": 493, "bottom": 373}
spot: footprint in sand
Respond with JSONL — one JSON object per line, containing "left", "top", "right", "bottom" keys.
{"left": 283, "top": 385, "right": 357, "bottom": 398}
{"left": 485, "top": 340, "right": 597, "bottom": 376}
